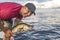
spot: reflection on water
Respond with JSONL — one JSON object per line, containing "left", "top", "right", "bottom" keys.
{"left": 13, "top": 22, "right": 60, "bottom": 40}
{"left": 13, "top": 29, "right": 60, "bottom": 40}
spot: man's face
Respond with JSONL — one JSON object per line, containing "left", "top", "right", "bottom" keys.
{"left": 20, "top": 6, "right": 31, "bottom": 17}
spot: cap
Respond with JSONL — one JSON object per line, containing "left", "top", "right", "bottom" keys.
{"left": 25, "top": 3, "right": 36, "bottom": 15}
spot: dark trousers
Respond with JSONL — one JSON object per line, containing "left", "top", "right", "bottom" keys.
{"left": 0, "top": 19, "right": 13, "bottom": 29}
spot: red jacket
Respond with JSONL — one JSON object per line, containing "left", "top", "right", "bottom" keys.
{"left": 0, "top": 2, "right": 23, "bottom": 20}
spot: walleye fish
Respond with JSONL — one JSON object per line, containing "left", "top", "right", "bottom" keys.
{"left": 12, "top": 23, "right": 33, "bottom": 34}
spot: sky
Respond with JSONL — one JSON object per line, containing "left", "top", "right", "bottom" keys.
{"left": 0, "top": 0, "right": 60, "bottom": 8}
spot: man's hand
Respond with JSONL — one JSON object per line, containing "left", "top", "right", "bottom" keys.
{"left": 4, "top": 29, "right": 12, "bottom": 38}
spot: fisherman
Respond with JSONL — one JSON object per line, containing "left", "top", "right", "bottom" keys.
{"left": 0, "top": 2, "right": 36, "bottom": 39}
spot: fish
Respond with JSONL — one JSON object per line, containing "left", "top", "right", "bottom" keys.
{"left": 12, "top": 23, "right": 33, "bottom": 34}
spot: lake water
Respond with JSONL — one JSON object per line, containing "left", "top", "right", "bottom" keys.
{"left": 13, "top": 8, "right": 60, "bottom": 40}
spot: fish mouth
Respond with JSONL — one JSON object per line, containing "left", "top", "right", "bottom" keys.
{"left": 12, "top": 23, "right": 33, "bottom": 34}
